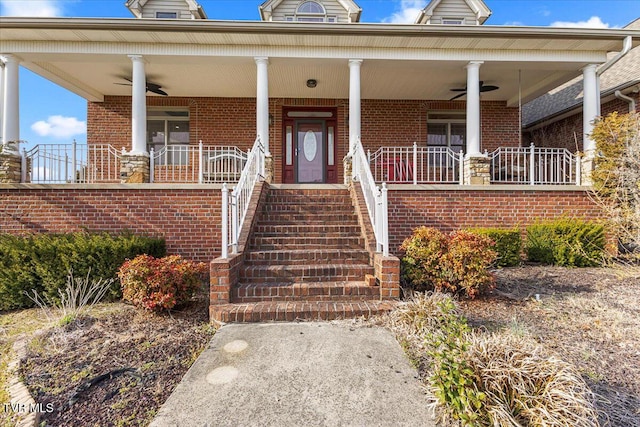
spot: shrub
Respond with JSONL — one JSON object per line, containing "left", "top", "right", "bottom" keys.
{"left": 400, "top": 227, "right": 497, "bottom": 298}
{"left": 468, "top": 228, "right": 522, "bottom": 267}
{"left": 118, "top": 255, "right": 207, "bottom": 312}
{"left": 525, "top": 218, "right": 606, "bottom": 267}
{"left": 0, "top": 232, "right": 165, "bottom": 311}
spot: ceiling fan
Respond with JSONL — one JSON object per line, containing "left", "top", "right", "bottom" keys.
{"left": 115, "top": 77, "right": 168, "bottom": 96}
{"left": 449, "top": 81, "right": 499, "bottom": 101}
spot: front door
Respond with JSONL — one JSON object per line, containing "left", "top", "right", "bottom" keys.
{"left": 283, "top": 110, "right": 337, "bottom": 184}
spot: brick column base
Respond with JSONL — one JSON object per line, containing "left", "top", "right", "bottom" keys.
{"left": 374, "top": 253, "right": 400, "bottom": 300}
{"left": 464, "top": 155, "right": 491, "bottom": 185}
{"left": 120, "top": 154, "right": 150, "bottom": 183}
{"left": 0, "top": 150, "right": 22, "bottom": 183}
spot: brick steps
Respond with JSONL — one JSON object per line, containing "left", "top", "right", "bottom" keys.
{"left": 245, "top": 249, "right": 371, "bottom": 265}
{"left": 249, "top": 236, "right": 366, "bottom": 250}
{"left": 254, "top": 224, "right": 362, "bottom": 234}
{"left": 211, "top": 300, "right": 397, "bottom": 323}
{"left": 233, "top": 281, "right": 379, "bottom": 303}
{"left": 240, "top": 263, "right": 374, "bottom": 283}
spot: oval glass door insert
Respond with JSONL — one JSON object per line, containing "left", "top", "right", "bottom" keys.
{"left": 303, "top": 130, "right": 318, "bottom": 161}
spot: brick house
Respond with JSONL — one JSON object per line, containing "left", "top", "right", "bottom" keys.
{"left": 1, "top": 0, "right": 639, "bottom": 321}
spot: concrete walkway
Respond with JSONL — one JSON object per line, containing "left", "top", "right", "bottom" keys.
{"left": 151, "top": 322, "right": 437, "bottom": 427}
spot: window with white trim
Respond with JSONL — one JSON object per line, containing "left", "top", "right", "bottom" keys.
{"left": 286, "top": 1, "right": 336, "bottom": 22}
{"left": 442, "top": 18, "right": 464, "bottom": 25}
{"left": 156, "top": 11, "right": 178, "bottom": 19}
{"left": 427, "top": 112, "right": 466, "bottom": 154}
{"left": 147, "top": 110, "right": 190, "bottom": 165}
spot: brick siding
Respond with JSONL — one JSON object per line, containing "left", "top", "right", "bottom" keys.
{"left": 0, "top": 186, "right": 222, "bottom": 263}
{"left": 89, "top": 97, "right": 520, "bottom": 183}
{"left": 386, "top": 187, "right": 603, "bottom": 253}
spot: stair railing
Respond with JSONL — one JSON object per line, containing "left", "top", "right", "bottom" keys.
{"left": 352, "top": 137, "right": 390, "bottom": 257}
{"left": 221, "top": 136, "right": 265, "bottom": 258}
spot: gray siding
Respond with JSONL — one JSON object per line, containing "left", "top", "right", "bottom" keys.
{"left": 270, "top": 0, "right": 350, "bottom": 22}
{"left": 141, "top": 0, "right": 193, "bottom": 19}
{"left": 430, "top": 0, "right": 477, "bottom": 25}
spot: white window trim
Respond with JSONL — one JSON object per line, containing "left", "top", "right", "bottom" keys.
{"left": 155, "top": 11, "right": 178, "bottom": 19}
{"left": 442, "top": 18, "right": 464, "bottom": 25}
{"left": 147, "top": 109, "right": 190, "bottom": 165}
{"left": 427, "top": 111, "right": 466, "bottom": 152}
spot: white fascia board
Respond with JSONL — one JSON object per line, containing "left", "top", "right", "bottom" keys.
{"left": 2, "top": 41, "right": 608, "bottom": 63}
{"left": 22, "top": 61, "right": 104, "bottom": 102}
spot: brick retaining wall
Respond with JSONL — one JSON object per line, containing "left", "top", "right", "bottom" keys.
{"left": 0, "top": 185, "right": 223, "bottom": 263}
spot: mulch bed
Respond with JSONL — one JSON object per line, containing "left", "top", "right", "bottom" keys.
{"left": 19, "top": 301, "right": 214, "bottom": 427}
{"left": 460, "top": 266, "right": 640, "bottom": 427}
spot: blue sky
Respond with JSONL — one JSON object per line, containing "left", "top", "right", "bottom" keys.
{"left": 1, "top": 0, "right": 639, "bottom": 147}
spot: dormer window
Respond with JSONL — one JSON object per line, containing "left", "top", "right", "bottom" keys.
{"left": 156, "top": 11, "right": 178, "bottom": 19}
{"left": 287, "top": 1, "right": 335, "bottom": 22}
{"left": 442, "top": 18, "right": 464, "bottom": 25}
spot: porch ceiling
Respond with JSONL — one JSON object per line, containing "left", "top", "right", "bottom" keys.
{"left": 3, "top": 18, "right": 638, "bottom": 106}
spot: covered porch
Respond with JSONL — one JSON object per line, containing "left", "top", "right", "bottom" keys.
{"left": 2, "top": 19, "right": 634, "bottom": 186}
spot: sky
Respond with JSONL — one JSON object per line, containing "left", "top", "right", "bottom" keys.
{"left": 1, "top": 0, "right": 639, "bottom": 147}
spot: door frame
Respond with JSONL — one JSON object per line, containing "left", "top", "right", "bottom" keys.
{"left": 282, "top": 106, "right": 338, "bottom": 184}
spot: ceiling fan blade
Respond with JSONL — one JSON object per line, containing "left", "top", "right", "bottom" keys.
{"left": 450, "top": 88, "right": 467, "bottom": 92}
{"left": 449, "top": 92, "right": 467, "bottom": 101}
{"left": 114, "top": 82, "right": 133, "bottom": 87}
{"left": 480, "top": 85, "right": 500, "bottom": 92}
{"left": 150, "top": 87, "right": 169, "bottom": 96}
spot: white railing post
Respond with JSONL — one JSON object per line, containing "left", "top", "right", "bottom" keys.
{"left": 21, "top": 147, "right": 27, "bottom": 183}
{"left": 576, "top": 152, "right": 582, "bottom": 186}
{"left": 221, "top": 183, "right": 229, "bottom": 259}
{"left": 381, "top": 182, "right": 389, "bottom": 257}
{"left": 375, "top": 186, "right": 383, "bottom": 253}
{"left": 367, "top": 149, "right": 371, "bottom": 165}
{"left": 413, "top": 142, "right": 418, "bottom": 185}
{"left": 231, "top": 192, "right": 238, "bottom": 254}
{"left": 71, "top": 139, "right": 77, "bottom": 183}
{"left": 458, "top": 150, "right": 464, "bottom": 185}
{"left": 529, "top": 142, "right": 536, "bottom": 185}
{"left": 198, "top": 140, "right": 204, "bottom": 184}
{"left": 149, "top": 147, "right": 155, "bottom": 183}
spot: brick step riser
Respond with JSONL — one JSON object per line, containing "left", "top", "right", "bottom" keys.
{"left": 239, "top": 274, "right": 373, "bottom": 284}
{"left": 260, "top": 207, "right": 356, "bottom": 215}
{"left": 210, "top": 301, "right": 396, "bottom": 323}
{"left": 250, "top": 237, "right": 365, "bottom": 247}
{"left": 266, "top": 197, "right": 352, "bottom": 203}
{"left": 244, "top": 257, "right": 371, "bottom": 266}
{"left": 252, "top": 233, "right": 362, "bottom": 240}
{"left": 257, "top": 216, "right": 359, "bottom": 224}
{"left": 232, "top": 283, "right": 380, "bottom": 302}
{"left": 254, "top": 225, "right": 362, "bottom": 234}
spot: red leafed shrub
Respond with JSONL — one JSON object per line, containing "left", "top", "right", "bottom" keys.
{"left": 400, "top": 227, "right": 497, "bottom": 299}
{"left": 118, "top": 255, "right": 207, "bottom": 311}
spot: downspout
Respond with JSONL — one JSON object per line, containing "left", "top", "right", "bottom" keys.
{"left": 615, "top": 90, "right": 636, "bottom": 113}
{"left": 596, "top": 36, "right": 633, "bottom": 116}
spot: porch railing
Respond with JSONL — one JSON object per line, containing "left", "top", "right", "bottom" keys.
{"left": 490, "top": 143, "right": 580, "bottom": 185}
{"left": 221, "top": 136, "right": 265, "bottom": 258}
{"left": 352, "top": 138, "right": 389, "bottom": 257}
{"left": 151, "top": 142, "right": 248, "bottom": 183}
{"left": 369, "top": 143, "right": 463, "bottom": 184}
{"left": 21, "top": 142, "right": 122, "bottom": 183}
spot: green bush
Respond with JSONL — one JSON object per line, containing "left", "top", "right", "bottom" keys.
{"left": 525, "top": 218, "right": 606, "bottom": 267}
{"left": 468, "top": 228, "right": 522, "bottom": 267}
{"left": 0, "top": 232, "right": 165, "bottom": 311}
{"left": 118, "top": 255, "right": 207, "bottom": 312}
{"left": 400, "top": 227, "right": 497, "bottom": 299}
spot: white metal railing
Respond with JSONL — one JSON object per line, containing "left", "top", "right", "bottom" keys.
{"left": 150, "top": 141, "right": 248, "bottom": 184}
{"left": 352, "top": 138, "right": 389, "bottom": 257}
{"left": 369, "top": 143, "right": 463, "bottom": 184}
{"left": 21, "top": 141, "right": 122, "bottom": 183}
{"left": 490, "top": 143, "right": 580, "bottom": 185}
{"left": 221, "top": 136, "right": 265, "bottom": 258}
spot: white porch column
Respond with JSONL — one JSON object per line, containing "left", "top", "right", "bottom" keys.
{"left": 255, "top": 56, "right": 270, "bottom": 155}
{"left": 582, "top": 64, "right": 599, "bottom": 154}
{"left": 465, "top": 61, "right": 483, "bottom": 157}
{"left": 1, "top": 54, "right": 20, "bottom": 152}
{"left": 0, "top": 61, "right": 5, "bottom": 144}
{"left": 348, "top": 59, "right": 363, "bottom": 153}
{"left": 129, "top": 54, "right": 147, "bottom": 155}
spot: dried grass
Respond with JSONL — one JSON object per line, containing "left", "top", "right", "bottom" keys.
{"left": 464, "top": 332, "right": 600, "bottom": 427}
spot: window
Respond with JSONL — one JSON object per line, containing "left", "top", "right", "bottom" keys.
{"left": 156, "top": 11, "right": 178, "bottom": 19}
{"left": 427, "top": 112, "right": 466, "bottom": 154}
{"left": 147, "top": 110, "right": 190, "bottom": 165}
{"left": 287, "top": 1, "right": 336, "bottom": 22}
{"left": 442, "top": 18, "right": 464, "bottom": 25}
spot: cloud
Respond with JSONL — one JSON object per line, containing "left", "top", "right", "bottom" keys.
{"left": 0, "top": 0, "right": 62, "bottom": 17}
{"left": 550, "top": 16, "right": 611, "bottom": 29}
{"left": 503, "top": 21, "right": 524, "bottom": 27}
{"left": 31, "top": 116, "right": 86, "bottom": 139}
{"left": 383, "top": 0, "right": 427, "bottom": 24}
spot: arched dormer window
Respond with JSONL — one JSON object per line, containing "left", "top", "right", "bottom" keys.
{"left": 286, "top": 1, "right": 336, "bottom": 22}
